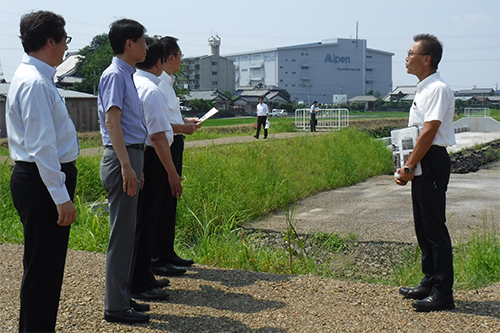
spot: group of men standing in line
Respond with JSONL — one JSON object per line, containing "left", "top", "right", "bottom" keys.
{"left": 5, "top": 9, "right": 456, "bottom": 332}
{"left": 6, "top": 11, "right": 202, "bottom": 330}
{"left": 98, "top": 19, "right": 202, "bottom": 324}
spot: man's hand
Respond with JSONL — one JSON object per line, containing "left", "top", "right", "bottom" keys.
{"left": 183, "top": 122, "right": 200, "bottom": 134}
{"left": 121, "top": 163, "right": 140, "bottom": 196}
{"left": 184, "top": 117, "right": 200, "bottom": 124}
{"left": 394, "top": 167, "right": 414, "bottom": 186}
{"left": 56, "top": 200, "right": 76, "bottom": 226}
{"left": 168, "top": 173, "right": 184, "bottom": 198}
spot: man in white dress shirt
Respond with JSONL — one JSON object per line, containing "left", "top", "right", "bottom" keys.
{"left": 254, "top": 97, "right": 269, "bottom": 139}
{"left": 130, "top": 36, "right": 182, "bottom": 300}
{"left": 396, "top": 34, "right": 456, "bottom": 312}
{"left": 148, "top": 36, "right": 201, "bottom": 276}
{"left": 6, "top": 11, "right": 79, "bottom": 332}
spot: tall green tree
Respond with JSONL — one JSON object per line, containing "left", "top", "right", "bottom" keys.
{"left": 73, "top": 33, "right": 114, "bottom": 95}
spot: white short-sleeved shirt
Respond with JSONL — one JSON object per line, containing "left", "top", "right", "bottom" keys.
{"left": 256, "top": 102, "right": 269, "bottom": 116}
{"left": 408, "top": 72, "right": 455, "bottom": 147}
{"left": 158, "top": 72, "right": 184, "bottom": 126}
{"left": 134, "top": 69, "right": 174, "bottom": 147}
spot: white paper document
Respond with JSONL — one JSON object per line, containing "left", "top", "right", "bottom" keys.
{"left": 197, "top": 107, "right": 219, "bottom": 123}
{"left": 391, "top": 126, "right": 422, "bottom": 177}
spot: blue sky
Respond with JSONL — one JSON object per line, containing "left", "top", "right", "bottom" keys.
{"left": 1, "top": 0, "right": 498, "bottom": 92}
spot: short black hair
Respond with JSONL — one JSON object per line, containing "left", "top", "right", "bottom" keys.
{"left": 20, "top": 11, "right": 66, "bottom": 53}
{"left": 136, "top": 37, "right": 167, "bottom": 70}
{"left": 313, "top": 101, "right": 318, "bottom": 104}
{"left": 160, "top": 36, "right": 180, "bottom": 57}
{"left": 108, "top": 19, "right": 146, "bottom": 55}
{"left": 414, "top": 34, "right": 443, "bottom": 70}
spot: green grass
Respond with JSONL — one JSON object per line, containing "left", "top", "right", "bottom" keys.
{"left": 373, "top": 212, "right": 500, "bottom": 290}
{"left": 2, "top": 127, "right": 500, "bottom": 290}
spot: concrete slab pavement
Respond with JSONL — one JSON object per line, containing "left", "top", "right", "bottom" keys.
{"left": 249, "top": 131, "right": 500, "bottom": 245}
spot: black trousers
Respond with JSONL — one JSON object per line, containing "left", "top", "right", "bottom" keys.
{"left": 150, "top": 135, "right": 184, "bottom": 266}
{"left": 411, "top": 145, "right": 453, "bottom": 296}
{"left": 11, "top": 161, "right": 77, "bottom": 333}
{"left": 255, "top": 116, "right": 268, "bottom": 138}
{"left": 131, "top": 146, "right": 165, "bottom": 293}
{"left": 310, "top": 113, "right": 317, "bottom": 132}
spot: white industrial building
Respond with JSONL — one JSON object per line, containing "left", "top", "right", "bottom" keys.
{"left": 225, "top": 38, "right": 393, "bottom": 105}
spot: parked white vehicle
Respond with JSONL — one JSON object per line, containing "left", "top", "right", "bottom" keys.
{"left": 270, "top": 109, "right": 288, "bottom": 117}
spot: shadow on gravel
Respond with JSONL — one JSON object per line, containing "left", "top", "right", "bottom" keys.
{"left": 166, "top": 284, "right": 287, "bottom": 313}
{"left": 182, "top": 266, "right": 292, "bottom": 287}
{"left": 454, "top": 300, "right": 500, "bottom": 319}
{"left": 149, "top": 314, "right": 287, "bottom": 332}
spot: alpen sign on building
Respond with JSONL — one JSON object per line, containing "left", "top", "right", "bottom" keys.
{"left": 324, "top": 54, "right": 351, "bottom": 64}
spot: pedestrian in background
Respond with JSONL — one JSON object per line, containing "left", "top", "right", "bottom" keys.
{"left": 310, "top": 101, "right": 320, "bottom": 132}
{"left": 254, "top": 96, "right": 269, "bottom": 139}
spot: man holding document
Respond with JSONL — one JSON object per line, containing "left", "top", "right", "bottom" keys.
{"left": 149, "top": 36, "right": 202, "bottom": 276}
{"left": 396, "top": 34, "right": 455, "bottom": 312}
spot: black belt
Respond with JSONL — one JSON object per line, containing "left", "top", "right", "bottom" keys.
{"left": 16, "top": 160, "right": 76, "bottom": 166}
{"left": 104, "top": 144, "right": 145, "bottom": 150}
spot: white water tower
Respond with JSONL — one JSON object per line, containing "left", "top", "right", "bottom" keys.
{"left": 208, "top": 35, "right": 221, "bottom": 56}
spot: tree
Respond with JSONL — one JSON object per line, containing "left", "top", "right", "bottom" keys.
{"left": 281, "top": 90, "right": 291, "bottom": 101}
{"left": 187, "top": 99, "right": 214, "bottom": 114}
{"left": 73, "top": 33, "right": 114, "bottom": 94}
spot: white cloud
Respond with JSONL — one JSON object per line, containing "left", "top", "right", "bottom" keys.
{"left": 464, "top": 13, "right": 491, "bottom": 22}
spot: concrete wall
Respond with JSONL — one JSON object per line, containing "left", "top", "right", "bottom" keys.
{"left": 453, "top": 117, "right": 500, "bottom": 133}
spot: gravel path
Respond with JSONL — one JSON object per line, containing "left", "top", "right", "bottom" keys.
{"left": 1, "top": 242, "right": 500, "bottom": 332}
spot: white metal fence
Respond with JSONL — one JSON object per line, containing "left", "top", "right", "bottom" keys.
{"left": 294, "top": 108, "right": 350, "bottom": 131}
{"left": 464, "top": 107, "right": 490, "bottom": 118}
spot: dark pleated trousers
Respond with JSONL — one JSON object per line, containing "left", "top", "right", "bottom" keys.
{"left": 11, "top": 161, "right": 77, "bottom": 333}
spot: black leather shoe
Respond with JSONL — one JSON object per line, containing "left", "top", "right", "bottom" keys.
{"left": 131, "top": 287, "right": 170, "bottom": 301}
{"left": 169, "top": 253, "right": 194, "bottom": 267}
{"left": 152, "top": 278, "right": 170, "bottom": 288}
{"left": 399, "top": 285, "right": 432, "bottom": 300}
{"left": 130, "top": 299, "right": 150, "bottom": 312}
{"left": 150, "top": 263, "right": 186, "bottom": 276}
{"left": 412, "top": 294, "right": 455, "bottom": 312}
{"left": 104, "top": 308, "right": 150, "bottom": 323}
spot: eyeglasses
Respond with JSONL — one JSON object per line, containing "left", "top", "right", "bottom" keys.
{"left": 65, "top": 36, "right": 72, "bottom": 44}
{"left": 407, "top": 50, "right": 426, "bottom": 57}
{"left": 169, "top": 51, "right": 183, "bottom": 59}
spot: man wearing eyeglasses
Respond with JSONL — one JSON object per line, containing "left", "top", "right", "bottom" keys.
{"left": 396, "top": 34, "right": 456, "bottom": 312}
{"left": 147, "top": 36, "right": 201, "bottom": 277}
{"left": 6, "top": 11, "right": 79, "bottom": 332}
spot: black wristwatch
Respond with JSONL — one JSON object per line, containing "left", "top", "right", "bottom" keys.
{"left": 404, "top": 166, "right": 413, "bottom": 174}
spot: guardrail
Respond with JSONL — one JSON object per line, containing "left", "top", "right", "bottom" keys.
{"left": 294, "top": 108, "right": 349, "bottom": 131}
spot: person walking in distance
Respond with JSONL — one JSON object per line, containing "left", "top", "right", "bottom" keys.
{"left": 396, "top": 34, "right": 456, "bottom": 312}
{"left": 254, "top": 97, "right": 269, "bottom": 139}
